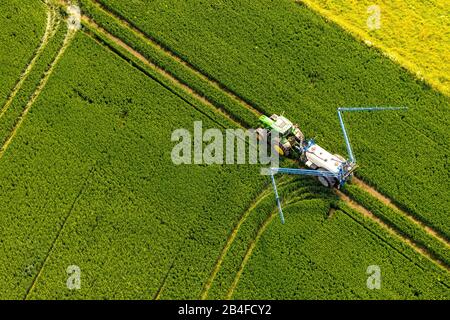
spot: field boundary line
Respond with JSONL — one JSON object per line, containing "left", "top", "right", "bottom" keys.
{"left": 352, "top": 178, "right": 450, "bottom": 248}
{"left": 83, "top": 0, "right": 263, "bottom": 117}
{"left": 0, "top": 29, "right": 76, "bottom": 160}
{"left": 200, "top": 187, "right": 272, "bottom": 299}
{"left": 0, "top": 1, "right": 58, "bottom": 120}
{"left": 296, "top": 0, "right": 449, "bottom": 97}
{"left": 337, "top": 190, "right": 450, "bottom": 272}
{"left": 24, "top": 165, "right": 96, "bottom": 299}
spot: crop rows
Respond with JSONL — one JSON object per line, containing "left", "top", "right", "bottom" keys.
{"left": 92, "top": 0, "right": 450, "bottom": 239}
{"left": 232, "top": 201, "right": 450, "bottom": 299}
{"left": 0, "top": 0, "right": 448, "bottom": 300}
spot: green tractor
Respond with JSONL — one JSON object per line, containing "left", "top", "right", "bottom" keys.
{"left": 255, "top": 114, "right": 305, "bottom": 158}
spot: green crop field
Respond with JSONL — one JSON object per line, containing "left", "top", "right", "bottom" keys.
{"left": 0, "top": 0, "right": 46, "bottom": 107}
{"left": 90, "top": 0, "right": 450, "bottom": 237}
{"left": 0, "top": 0, "right": 448, "bottom": 301}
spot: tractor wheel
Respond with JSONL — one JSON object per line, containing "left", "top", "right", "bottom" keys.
{"left": 272, "top": 136, "right": 289, "bottom": 157}
{"left": 274, "top": 144, "right": 285, "bottom": 156}
{"left": 279, "top": 141, "right": 291, "bottom": 157}
{"left": 316, "top": 168, "right": 336, "bottom": 188}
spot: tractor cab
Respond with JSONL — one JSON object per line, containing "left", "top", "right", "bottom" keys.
{"left": 268, "top": 115, "right": 293, "bottom": 136}
{"left": 256, "top": 114, "right": 305, "bottom": 157}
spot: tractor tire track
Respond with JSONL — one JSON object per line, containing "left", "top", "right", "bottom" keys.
{"left": 82, "top": 0, "right": 262, "bottom": 117}
{"left": 337, "top": 190, "right": 450, "bottom": 272}
{"left": 154, "top": 187, "right": 272, "bottom": 300}
{"left": 200, "top": 177, "right": 302, "bottom": 299}
{"left": 225, "top": 209, "right": 277, "bottom": 300}
{"left": 0, "top": 0, "right": 58, "bottom": 120}
{"left": 352, "top": 177, "right": 450, "bottom": 248}
{"left": 225, "top": 195, "right": 321, "bottom": 299}
{"left": 200, "top": 187, "right": 272, "bottom": 299}
{"left": 0, "top": 28, "right": 76, "bottom": 160}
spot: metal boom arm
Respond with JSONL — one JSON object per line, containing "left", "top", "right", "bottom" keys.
{"left": 269, "top": 106, "right": 407, "bottom": 224}
{"left": 269, "top": 167, "right": 340, "bottom": 224}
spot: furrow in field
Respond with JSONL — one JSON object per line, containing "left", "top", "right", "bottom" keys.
{"left": 225, "top": 209, "right": 278, "bottom": 299}
{"left": 200, "top": 187, "right": 273, "bottom": 299}
{"left": 0, "top": 1, "right": 57, "bottom": 120}
{"left": 337, "top": 190, "right": 449, "bottom": 272}
{"left": 0, "top": 28, "right": 76, "bottom": 159}
{"left": 80, "top": 0, "right": 262, "bottom": 117}
{"left": 352, "top": 177, "right": 450, "bottom": 248}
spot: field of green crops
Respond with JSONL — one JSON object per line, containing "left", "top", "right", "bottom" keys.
{"left": 92, "top": 0, "right": 450, "bottom": 238}
{"left": 0, "top": 0, "right": 46, "bottom": 107}
{"left": 0, "top": 0, "right": 448, "bottom": 300}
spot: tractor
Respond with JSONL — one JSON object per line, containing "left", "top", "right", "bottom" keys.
{"left": 255, "top": 114, "right": 304, "bottom": 158}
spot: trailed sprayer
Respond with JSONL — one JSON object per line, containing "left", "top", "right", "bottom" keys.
{"left": 256, "top": 107, "right": 407, "bottom": 224}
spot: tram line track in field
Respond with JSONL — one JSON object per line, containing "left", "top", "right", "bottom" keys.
{"left": 0, "top": 27, "right": 76, "bottom": 160}
{"left": 0, "top": 0, "right": 59, "bottom": 120}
